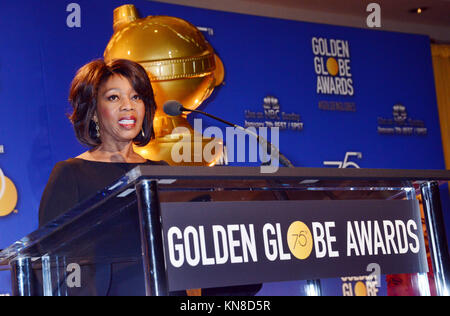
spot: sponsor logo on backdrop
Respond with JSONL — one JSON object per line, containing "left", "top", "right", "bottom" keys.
{"left": 0, "top": 145, "right": 18, "bottom": 217}
{"left": 377, "top": 104, "right": 427, "bottom": 136}
{"left": 244, "top": 96, "right": 304, "bottom": 132}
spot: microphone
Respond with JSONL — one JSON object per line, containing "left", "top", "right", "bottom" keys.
{"left": 163, "top": 100, "right": 294, "bottom": 169}
{"left": 163, "top": 100, "right": 185, "bottom": 116}
{"left": 163, "top": 100, "right": 238, "bottom": 128}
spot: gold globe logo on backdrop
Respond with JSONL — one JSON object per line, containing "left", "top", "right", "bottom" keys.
{"left": 287, "top": 221, "right": 314, "bottom": 260}
{"left": 312, "top": 37, "right": 354, "bottom": 96}
{"left": 326, "top": 57, "right": 339, "bottom": 77}
{"left": 0, "top": 167, "right": 18, "bottom": 217}
{"left": 341, "top": 276, "right": 379, "bottom": 296}
{"left": 354, "top": 281, "right": 368, "bottom": 296}
{"left": 104, "top": 4, "right": 225, "bottom": 166}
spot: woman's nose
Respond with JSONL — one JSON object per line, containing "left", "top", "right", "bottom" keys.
{"left": 120, "top": 97, "right": 134, "bottom": 111}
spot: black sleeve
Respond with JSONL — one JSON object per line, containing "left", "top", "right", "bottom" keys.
{"left": 38, "top": 161, "right": 79, "bottom": 228}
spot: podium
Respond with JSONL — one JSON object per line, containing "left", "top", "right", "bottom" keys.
{"left": 1, "top": 166, "right": 449, "bottom": 296}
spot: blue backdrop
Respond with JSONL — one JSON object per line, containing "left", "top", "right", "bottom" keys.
{"left": 0, "top": 0, "right": 447, "bottom": 296}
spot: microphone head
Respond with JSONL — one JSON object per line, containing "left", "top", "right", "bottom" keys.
{"left": 163, "top": 100, "right": 184, "bottom": 116}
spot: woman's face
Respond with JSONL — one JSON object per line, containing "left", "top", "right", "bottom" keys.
{"left": 95, "top": 74, "right": 145, "bottom": 147}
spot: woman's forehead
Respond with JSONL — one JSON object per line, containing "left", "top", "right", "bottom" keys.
{"left": 99, "top": 74, "right": 135, "bottom": 93}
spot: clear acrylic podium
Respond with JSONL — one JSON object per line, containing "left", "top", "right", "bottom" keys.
{"left": 0, "top": 166, "right": 449, "bottom": 296}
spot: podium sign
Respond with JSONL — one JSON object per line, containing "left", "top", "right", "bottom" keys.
{"left": 162, "top": 200, "right": 427, "bottom": 291}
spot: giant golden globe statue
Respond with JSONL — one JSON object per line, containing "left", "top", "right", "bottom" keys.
{"left": 104, "top": 4, "right": 225, "bottom": 166}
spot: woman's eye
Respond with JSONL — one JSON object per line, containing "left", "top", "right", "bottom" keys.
{"left": 107, "top": 95, "right": 119, "bottom": 101}
{"left": 132, "top": 95, "right": 142, "bottom": 101}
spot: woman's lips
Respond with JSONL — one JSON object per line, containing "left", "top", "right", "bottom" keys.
{"left": 118, "top": 116, "right": 137, "bottom": 129}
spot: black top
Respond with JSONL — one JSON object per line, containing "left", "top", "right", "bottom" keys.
{"left": 39, "top": 158, "right": 167, "bottom": 227}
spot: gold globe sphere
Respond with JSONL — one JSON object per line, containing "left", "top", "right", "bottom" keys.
{"left": 326, "top": 57, "right": 339, "bottom": 76}
{"left": 104, "top": 4, "right": 225, "bottom": 165}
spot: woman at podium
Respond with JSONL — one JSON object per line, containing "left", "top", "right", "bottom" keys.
{"left": 39, "top": 58, "right": 165, "bottom": 227}
{"left": 37, "top": 59, "right": 166, "bottom": 296}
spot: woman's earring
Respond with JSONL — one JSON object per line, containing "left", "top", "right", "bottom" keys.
{"left": 95, "top": 121, "right": 100, "bottom": 138}
{"left": 141, "top": 129, "right": 145, "bottom": 137}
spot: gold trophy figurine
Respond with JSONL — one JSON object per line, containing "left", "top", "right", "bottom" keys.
{"left": 104, "top": 4, "right": 225, "bottom": 166}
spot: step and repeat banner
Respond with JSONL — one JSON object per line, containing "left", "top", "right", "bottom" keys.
{"left": 0, "top": 0, "right": 447, "bottom": 296}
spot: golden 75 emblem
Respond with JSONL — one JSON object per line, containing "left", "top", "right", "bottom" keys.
{"left": 287, "top": 221, "right": 314, "bottom": 260}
